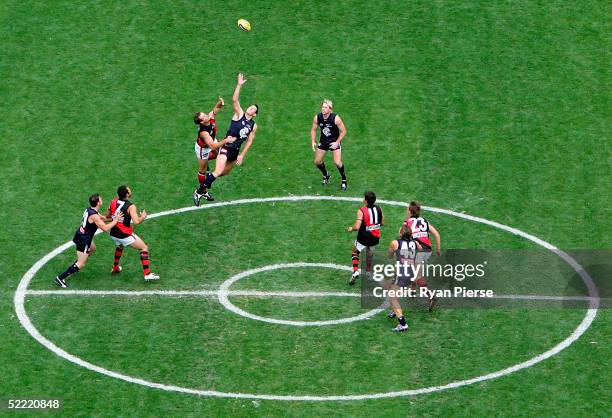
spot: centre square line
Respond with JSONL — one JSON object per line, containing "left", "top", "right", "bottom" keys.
{"left": 25, "top": 289, "right": 361, "bottom": 297}
{"left": 24, "top": 289, "right": 594, "bottom": 301}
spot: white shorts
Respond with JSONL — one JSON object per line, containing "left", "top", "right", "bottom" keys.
{"left": 416, "top": 250, "right": 433, "bottom": 265}
{"left": 194, "top": 142, "right": 212, "bottom": 160}
{"left": 111, "top": 234, "right": 138, "bottom": 247}
{"left": 354, "top": 240, "right": 374, "bottom": 253}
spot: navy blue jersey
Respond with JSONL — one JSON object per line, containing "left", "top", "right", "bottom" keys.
{"left": 224, "top": 114, "right": 256, "bottom": 149}
{"left": 317, "top": 112, "right": 340, "bottom": 143}
{"left": 74, "top": 207, "right": 99, "bottom": 242}
{"left": 395, "top": 238, "right": 418, "bottom": 281}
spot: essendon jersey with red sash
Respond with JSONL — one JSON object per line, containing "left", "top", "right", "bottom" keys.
{"left": 196, "top": 119, "right": 217, "bottom": 148}
{"left": 109, "top": 198, "right": 133, "bottom": 238}
{"left": 357, "top": 204, "right": 383, "bottom": 245}
{"left": 404, "top": 216, "right": 432, "bottom": 250}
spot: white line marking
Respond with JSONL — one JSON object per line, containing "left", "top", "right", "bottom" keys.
{"left": 25, "top": 289, "right": 596, "bottom": 302}
{"left": 14, "top": 195, "right": 599, "bottom": 401}
{"left": 492, "top": 294, "right": 596, "bottom": 301}
{"left": 216, "top": 263, "right": 384, "bottom": 326}
{"left": 25, "top": 289, "right": 361, "bottom": 298}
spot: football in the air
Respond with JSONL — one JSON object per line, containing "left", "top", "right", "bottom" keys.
{"left": 237, "top": 19, "right": 252, "bottom": 32}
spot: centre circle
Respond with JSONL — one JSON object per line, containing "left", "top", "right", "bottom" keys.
{"left": 14, "top": 196, "right": 598, "bottom": 401}
{"left": 217, "top": 262, "right": 384, "bottom": 326}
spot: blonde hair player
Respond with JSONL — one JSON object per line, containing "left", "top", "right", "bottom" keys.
{"left": 310, "top": 99, "right": 348, "bottom": 191}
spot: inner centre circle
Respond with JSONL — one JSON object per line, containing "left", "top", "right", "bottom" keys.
{"left": 216, "top": 262, "right": 384, "bottom": 326}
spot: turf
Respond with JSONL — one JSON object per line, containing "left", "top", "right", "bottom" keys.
{"left": 1, "top": 0, "right": 610, "bottom": 416}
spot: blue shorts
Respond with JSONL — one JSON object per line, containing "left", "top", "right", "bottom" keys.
{"left": 73, "top": 234, "right": 93, "bottom": 253}
{"left": 219, "top": 146, "right": 240, "bottom": 162}
{"left": 317, "top": 141, "right": 341, "bottom": 151}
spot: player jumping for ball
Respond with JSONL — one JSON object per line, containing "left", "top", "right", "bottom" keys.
{"left": 194, "top": 73, "right": 258, "bottom": 204}
{"left": 346, "top": 191, "right": 384, "bottom": 285}
{"left": 310, "top": 99, "right": 348, "bottom": 191}
{"left": 192, "top": 97, "right": 236, "bottom": 204}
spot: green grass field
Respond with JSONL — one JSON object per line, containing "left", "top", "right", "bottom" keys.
{"left": 1, "top": 1, "right": 610, "bottom": 416}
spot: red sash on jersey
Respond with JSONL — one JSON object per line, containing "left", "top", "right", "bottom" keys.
{"left": 109, "top": 198, "right": 133, "bottom": 236}
{"left": 361, "top": 206, "right": 381, "bottom": 238}
{"left": 404, "top": 217, "right": 432, "bottom": 249}
{"left": 196, "top": 118, "right": 217, "bottom": 148}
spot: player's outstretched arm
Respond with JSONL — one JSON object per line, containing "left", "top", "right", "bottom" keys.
{"left": 310, "top": 115, "right": 318, "bottom": 152}
{"left": 346, "top": 209, "right": 363, "bottom": 232}
{"left": 202, "top": 131, "right": 236, "bottom": 150}
{"left": 430, "top": 224, "right": 442, "bottom": 256}
{"left": 211, "top": 96, "right": 224, "bottom": 115}
{"left": 237, "top": 125, "right": 257, "bottom": 165}
{"left": 104, "top": 206, "right": 113, "bottom": 221}
{"left": 232, "top": 73, "right": 246, "bottom": 119}
{"left": 129, "top": 205, "right": 147, "bottom": 225}
{"left": 92, "top": 212, "right": 123, "bottom": 232}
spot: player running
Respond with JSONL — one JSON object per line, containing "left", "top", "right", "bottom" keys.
{"left": 192, "top": 97, "right": 236, "bottom": 204}
{"left": 194, "top": 73, "right": 258, "bottom": 204}
{"left": 310, "top": 99, "right": 348, "bottom": 191}
{"left": 346, "top": 191, "right": 384, "bottom": 286}
{"left": 54, "top": 194, "right": 123, "bottom": 288}
{"left": 386, "top": 225, "right": 420, "bottom": 332}
{"left": 105, "top": 185, "right": 160, "bottom": 281}
{"left": 388, "top": 200, "right": 441, "bottom": 314}
{"left": 402, "top": 201, "right": 442, "bottom": 261}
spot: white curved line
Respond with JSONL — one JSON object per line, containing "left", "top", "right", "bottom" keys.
{"left": 14, "top": 195, "right": 599, "bottom": 401}
{"left": 216, "top": 262, "right": 384, "bottom": 326}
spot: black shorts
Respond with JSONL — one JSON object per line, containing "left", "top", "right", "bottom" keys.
{"left": 356, "top": 232, "right": 379, "bottom": 248}
{"left": 219, "top": 146, "right": 240, "bottom": 162}
{"left": 393, "top": 269, "right": 416, "bottom": 287}
{"left": 73, "top": 234, "right": 93, "bottom": 253}
{"left": 317, "top": 141, "right": 341, "bottom": 151}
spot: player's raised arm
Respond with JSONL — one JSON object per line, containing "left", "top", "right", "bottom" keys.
{"left": 128, "top": 204, "right": 147, "bottom": 225}
{"left": 211, "top": 96, "right": 224, "bottom": 115}
{"left": 232, "top": 73, "right": 246, "bottom": 119}
{"left": 237, "top": 124, "right": 257, "bottom": 166}
{"left": 310, "top": 114, "right": 319, "bottom": 152}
